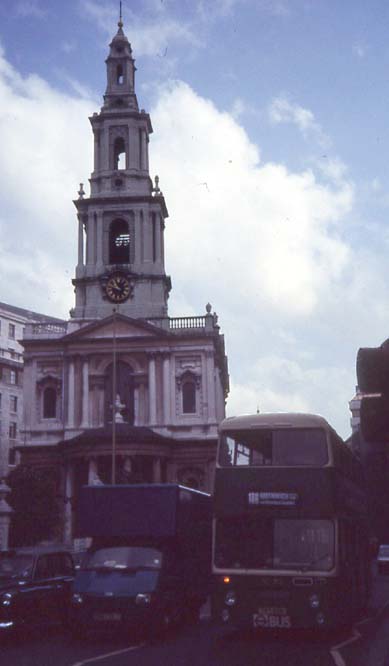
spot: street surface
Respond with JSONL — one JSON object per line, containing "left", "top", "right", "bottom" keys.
{"left": 2, "top": 567, "right": 389, "bottom": 666}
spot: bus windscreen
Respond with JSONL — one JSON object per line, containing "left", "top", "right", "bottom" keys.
{"left": 214, "top": 517, "right": 334, "bottom": 571}
{"left": 218, "top": 428, "right": 328, "bottom": 467}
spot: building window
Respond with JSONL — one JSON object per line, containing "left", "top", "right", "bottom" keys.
{"left": 182, "top": 378, "right": 196, "bottom": 414}
{"left": 43, "top": 387, "right": 57, "bottom": 419}
{"left": 8, "top": 447, "right": 16, "bottom": 466}
{"left": 10, "top": 370, "right": 17, "bottom": 385}
{"left": 8, "top": 324, "right": 15, "bottom": 339}
{"left": 10, "top": 395, "right": 17, "bottom": 413}
{"left": 109, "top": 219, "right": 130, "bottom": 264}
{"left": 9, "top": 422, "right": 17, "bottom": 439}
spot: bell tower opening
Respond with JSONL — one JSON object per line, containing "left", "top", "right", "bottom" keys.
{"left": 116, "top": 64, "right": 124, "bottom": 85}
{"left": 114, "top": 137, "right": 126, "bottom": 170}
{"left": 109, "top": 219, "right": 130, "bottom": 264}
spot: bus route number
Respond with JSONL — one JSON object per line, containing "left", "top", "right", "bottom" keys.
{"left": 253, "top": 607, "right": 291, "bottom": 629}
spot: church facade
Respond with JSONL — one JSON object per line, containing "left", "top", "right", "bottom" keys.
{"left": 19, "top": 20, "right": 229, "bottom": 544}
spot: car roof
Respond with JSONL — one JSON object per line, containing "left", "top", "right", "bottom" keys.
{"left": 1, "top": 546, "right": 73, "bottom": 557}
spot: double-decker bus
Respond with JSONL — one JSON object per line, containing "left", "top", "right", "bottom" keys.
{"left": 212, "top": 413, "right": 370, "bottom": 630}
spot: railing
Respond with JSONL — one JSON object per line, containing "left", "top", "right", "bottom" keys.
{"left": 169, "top": 316, "right": 206, "bottom": 329}
{"left": 25, "top": 322, "right": 68, "bottom": 337}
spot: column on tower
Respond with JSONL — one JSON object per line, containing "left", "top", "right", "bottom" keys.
{"left": 148, "top": 353, "right": 157, "bottom": 424}
{"left": 155, "top": 212, "right": 162, "bottom": 264}
{"left": 86, "top": 213, "right": 95, "bottom": 270}
{"left": 67, "top": 358, "right": 75, "bottom": 428}
{"left": 77, "top": 214, "right": 84, "bottom": 268}
{"left": 134, "top": 209, "right": 142, "bottom": 267}
{"left": 141, "top": 129, "right": 148, "bottom": 171}
{"left": 81, "top": 358, "right": 89, "bottom": 428}
{"left": 93, "top": 127, "right": 101, "bottom": 171}
{"left": 206, "top": 351, "right": 216, "bottom": 422}
{"left": 96, "top": 210, "right": 104, "bottom": 269}
{"left": 162, "top": 353, "right": 171, "bottom": 425}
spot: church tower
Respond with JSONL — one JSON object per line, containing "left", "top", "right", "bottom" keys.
{"left": 72, "top": 17, "right": 170, "bottom": 320}
{"left": 19, "top": 17, "right": 229, "bottom": 545}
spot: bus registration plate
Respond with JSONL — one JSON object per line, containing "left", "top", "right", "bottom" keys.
{"left": 253, "top": 607, "right": 291, "bottom": 629}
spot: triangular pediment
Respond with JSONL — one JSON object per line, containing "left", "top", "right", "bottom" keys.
{"left": 63, "top": 314, "right": 167, "bottom": 342}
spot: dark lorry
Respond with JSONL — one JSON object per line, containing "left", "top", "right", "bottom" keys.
{"left": 69, "top": 484, "right": 211, "bottom": 639}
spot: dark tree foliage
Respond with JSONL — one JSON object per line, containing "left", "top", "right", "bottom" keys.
{"left": 6, "top": 465, "right": 62, "bottom": 547}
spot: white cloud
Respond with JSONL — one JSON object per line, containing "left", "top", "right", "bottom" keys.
{"left": 227, "top": 357, "right": 354, "bottom": 434}
{"left": 151, "top": 81, "right": 352, "bottom": 317}
{"left": 269, "top": 96, "right": 330, "bottom": 149}
{"left": 0, "top": 51, "right": 94, "bottom": 317}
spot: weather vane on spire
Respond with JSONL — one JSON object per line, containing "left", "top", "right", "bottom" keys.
{"left": 118, "top": 1, "right": 123, "bottom": 28}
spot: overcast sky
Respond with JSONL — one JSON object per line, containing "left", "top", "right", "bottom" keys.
{"left": 1, "top": 0, "right": 389, "bottom": 438}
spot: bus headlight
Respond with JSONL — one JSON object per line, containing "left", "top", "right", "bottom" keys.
{"left": 225, "top": 590, "right": 236, "bottom": 606}
{"left": 72, "top": 593, "right": 84, "bottom": 605}
{"left": 309, "top": 594, "right": 320, "bottom": 609}
{"left": 136, "top": 593, "right": 151, "bottom": 606}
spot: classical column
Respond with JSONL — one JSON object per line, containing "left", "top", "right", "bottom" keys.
{"left": 68, "top": 359, "right": 75, "bottom": 428}
{"left": 153, "top": 458, "right": 162, "bottom": 483}
{"left": 63, "top": 464, "right": 74, "bottom": 545}
{"left": 141, "top": 130, "right": 147, "bottom": 171}
{"left": 148, "top": 354, "right": 157, "bottom": 425}
{"left": 206, "top": 351, "right": 216, "bottom": 421}
{"left": 134, "top": 210, "right": 142, "bottom": 266}
{"left": 162, "top": 354, "right": 171, "bottom": 425}
{"left": 156, "top": 214, "right": 162, "bottom": 263}
{"left": 81, "top": 358, "right": 89, "bottom": 428}
{"left": 96, "top": 210, "right": 104, "bottom": 268}
{"left": 145, "top": 135, "right": 149, "bottom": 171}
{"left": 86, "top": 213, "right": 95, "bottom": 266}
{"left": 77, "top": 215, "right": 84, "bottom": 267}
{"left": 133, "top": 387, "right": 139, "bottom": 426}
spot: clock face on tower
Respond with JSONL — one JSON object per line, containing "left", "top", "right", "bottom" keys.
{"left": 105, "top": 273, "right": 131, "bottom": 303}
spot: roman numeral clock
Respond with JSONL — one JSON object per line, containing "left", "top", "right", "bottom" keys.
{"left": 100, "top": 273, "right": 134, "bottom": 303}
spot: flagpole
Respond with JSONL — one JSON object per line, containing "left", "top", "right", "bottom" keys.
{"left": 112, "top": 307, "right": 117, "bottom": 485}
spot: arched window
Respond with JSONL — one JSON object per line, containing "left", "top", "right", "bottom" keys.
{"left": 109, "top": 219, "right": 130, "bottom": 264}
{"left": 43, "top": 387, "right": 56, "bottom": 419}
{"left": 116, "top": 64, "right": 124, "bottom": 85}
{"left": 182, "top": 379, "right": 196, "bottom": 414}
{"left": 113, "top": 137, "right": 126, "bottom": 170}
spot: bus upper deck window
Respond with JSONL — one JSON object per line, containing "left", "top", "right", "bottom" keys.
{"left": 272, "top": 429, "right": 328, "bottom": 466}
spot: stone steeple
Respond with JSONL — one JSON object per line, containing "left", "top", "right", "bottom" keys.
{"left": 71, "top": 19, "right": 171, "bottom": 321}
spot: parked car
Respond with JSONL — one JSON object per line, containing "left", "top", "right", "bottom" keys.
{"left": 0, "top": 546, "right": 75, "bottom": 633}
{"left": 377, "top": 544, "right": 389, "bottom": 574}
